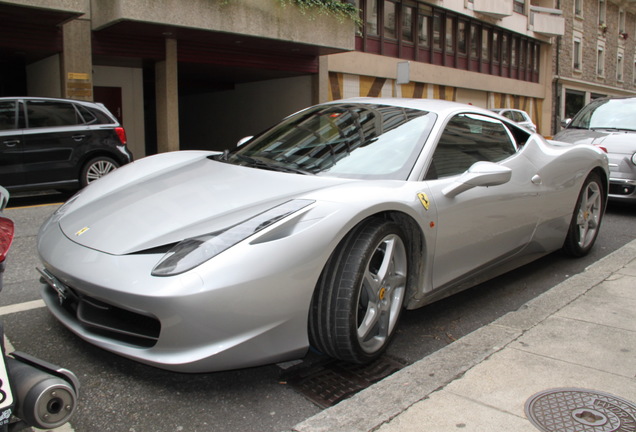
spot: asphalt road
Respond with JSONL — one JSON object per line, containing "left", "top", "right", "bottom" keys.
{"left": 1, "top": 195, "right": 634, "bottom": 432}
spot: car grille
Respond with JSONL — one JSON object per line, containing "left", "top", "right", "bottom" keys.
{"left": 43, "top": 283, "right": 160, "bottom": 348}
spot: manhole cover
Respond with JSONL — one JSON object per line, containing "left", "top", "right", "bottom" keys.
{"left": 282, "top": 356, "right": 405, "bottom": 409}
{"left": 525, "top": 388, "right": 636, "bottom": 432}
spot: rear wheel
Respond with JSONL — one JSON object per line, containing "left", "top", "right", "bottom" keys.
{"left": 80, "top": 157, "right": 119, "bottom": 187}
{"left": 309, "top": 218, "right": 408, "bottom": 363}
{"left": 562, "top": 172, "right": 605, "bottom": 257}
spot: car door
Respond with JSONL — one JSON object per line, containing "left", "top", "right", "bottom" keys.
{"left": 424, "top": 113, "right": 540, "bottom": 290}
{"left": 0, "top": 100, "right": 25, "bottom": 187}
{"left": 22, "top": 99, "right": 91, "bottom": 186}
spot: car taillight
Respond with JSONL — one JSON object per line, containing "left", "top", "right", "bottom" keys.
{"left": 0, "top": 217, "right": 14, "bottom": 263}
{"left": 596, "top": 145, "right": 608, "bottom": 153}
{"left": 115, "top": 126, "right": 128, "bottom": 145}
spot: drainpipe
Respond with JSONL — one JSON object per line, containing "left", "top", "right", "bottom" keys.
{"left": 553, "top": 0, "right": 562, "bottom": 135}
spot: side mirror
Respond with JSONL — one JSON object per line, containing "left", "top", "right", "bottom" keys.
{"left": 560, "top": 118, "right": 572, "bottom": 129}
{"left": 0, "top": 186, "right": 9, "bottom": 212}
{"left": 237, "top": 136, "right": 253, "bottom": 147}
{"left": 442, "top": 162, "right": 512, "bottom": 198}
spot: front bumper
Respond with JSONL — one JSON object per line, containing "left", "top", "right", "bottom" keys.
{"left": 37, "top": 222, "right": 324, "bottom": 373}
{"left": 609, "top": 177, "right": 636, "bottom": 201}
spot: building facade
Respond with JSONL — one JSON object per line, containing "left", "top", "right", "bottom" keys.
{"left": 329, "top": 0, "right": 565, "bottom": 136}
{"left": 3, "top": 0, "right": 629, "bottom": 157}
{"left": 554, "top": 0, "right": 636, "bottom": 132}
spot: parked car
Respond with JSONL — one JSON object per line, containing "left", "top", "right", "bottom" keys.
{"left": 37, "top": 98, "right": 608, "bottom": 373}
{"left": 0, "top": 97, "right": 133, "bottom": 192}
{"left": 554, "top": 97, "right": 636, "bottom": 202}
{"left": 489, "top": 108, "right": 537, "bottom": 132}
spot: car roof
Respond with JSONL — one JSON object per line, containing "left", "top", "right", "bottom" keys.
{"left": 327, "top": 97, "right": 496, "bottom": 117}
{"left": 0, "top": 96, "right": 104, "bottom": 109}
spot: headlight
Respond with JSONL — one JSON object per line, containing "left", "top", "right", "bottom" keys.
{"left": 152, "top": 199, "right": 314, "bottom": 276}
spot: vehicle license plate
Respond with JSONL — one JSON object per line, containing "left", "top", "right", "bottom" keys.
{"left": 0, "top": 329, "right": 14, "bottom": 426}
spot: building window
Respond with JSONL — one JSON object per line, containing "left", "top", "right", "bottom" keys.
{"left": 433, "top": 11, "right": 442, "bottom": 50}
{"left": 619, "top": 9, "right": 625, "bottom": 33}
{"left": 617, "top": 53, "right": 624, "bottom": 82}
{"left": 366, "top": 0, "right": 379, "bottom": 35}
{"left": 565, "top": 90, "right": 586, "bottom": 119}
{"left": 573, "top": 37, "right": 582, "bottom": 71}
{"left": 598, "top": 0, "right": 606, "bottom": 26}
{"left": 458, "top": 20, "right": 467, "bottom": 55}
{"left": 470, "top": 23, "right": 479, "bottom": 59}
{"left": 492, "top": 31, "right": 500, "bottom": 63}
{"left": 502, "top": 33, "right": 509, "bottom": 66}
{"left": 445, "top": 16, "right": 454, "bottom": 53}
{"left": 402, "top": 5, "right": 414, "bottom": 42}
{"left": 384, "top": 1, "right": 397, "bottom": 40}
{"left": 481, "top": 28, "right": 490, "bottom": 61}
{"left": 513, "top": 0, "right": 525, "bottom": 14}
{"left": 574, "top": 0, "right": 582, "bottom": 17}
{"left": 355, "top": 1, "right": 539, "bottom": 83}
{"left": 418, "top": 4, "right": 431, "bottom": 47}
{"left": 597, "top": 46, "right": 605, "bottom": 76}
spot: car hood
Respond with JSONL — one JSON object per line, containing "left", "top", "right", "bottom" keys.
{"left": 57, "top": 154, "right": 354, "bottom": 255}
{"left": 554, "top": 129, "right": 636, "bottom": 153}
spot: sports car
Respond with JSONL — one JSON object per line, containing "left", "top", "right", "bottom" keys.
{"left": 37, "top": 98, "right": 609, "bottom": 373}
{"left": 554, "top": 96, "right": 636, "bottom": 202}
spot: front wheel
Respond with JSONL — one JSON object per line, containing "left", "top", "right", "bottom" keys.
{"left": 562, "top": 172, "right": 605, "bottom": 257}
{"left": 80, "top": 157, "right": 119, "bottom": 187}
{"left": 309, "top": 218, "right": 409, "bottom": 364}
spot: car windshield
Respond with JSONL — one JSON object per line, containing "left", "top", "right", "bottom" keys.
{"left": 224, "top": 103, "right": 436, "bottom": 180}
{"left": 569, "top": 98, "right": 636, "bottom": 131}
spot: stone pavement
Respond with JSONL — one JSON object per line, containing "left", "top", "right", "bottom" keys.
{"left": 293, "top": 238, "right": 636, "bottom": 432}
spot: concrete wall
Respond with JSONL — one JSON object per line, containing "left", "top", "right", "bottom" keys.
{"left": 91, "top": 0, "right": 355, "bottom": 52}
{"left": 179, "top": 75, "right": 313, "bottom": 152}
{"left": 93, "top": 65, "right": 146, "bottom": 159}
{"left": 26, "top": 55, "right": 61, "bottom": 97}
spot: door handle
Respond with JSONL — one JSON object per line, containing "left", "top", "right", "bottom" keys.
{"left": 3, "top": 140, "right": 19, "bottom": 147}
{"left": 72, "top": 134, "right": 86, "bottom": 141}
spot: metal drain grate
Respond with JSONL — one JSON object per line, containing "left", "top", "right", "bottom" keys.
{"left": 282, "top": 356, "right": 405, "bottom": 409}
{"left": 525, "top": 388, "right": 636, "bottom": 432}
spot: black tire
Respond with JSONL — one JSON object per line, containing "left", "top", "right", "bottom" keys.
{"left": 309, "top": 218, "right": 409, "bottom": 364}
{"left": 562, "top": 172, "right": 605, "bottom": 257}
{"left": 80, "top": 156, "right": 120, "bottom": 187}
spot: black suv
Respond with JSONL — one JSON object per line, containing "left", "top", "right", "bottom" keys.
{"left": 0, "top": 97, "right": 133, "bottom": 192}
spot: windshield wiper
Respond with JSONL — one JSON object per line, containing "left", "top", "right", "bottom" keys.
{"left": 590, "top": 127, "right": 636, "bottom": 132}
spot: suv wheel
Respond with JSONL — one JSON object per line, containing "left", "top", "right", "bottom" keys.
{"left": 81, "top": 157, "right": 119, "bottom": 187}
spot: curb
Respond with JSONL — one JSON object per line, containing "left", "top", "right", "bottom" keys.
{"left": 292, "top": 238, "right": 636, "bottom": 432}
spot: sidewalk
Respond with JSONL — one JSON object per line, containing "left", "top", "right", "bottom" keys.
{"left": 293, "top": 238, "right": 636, "bottom": 432}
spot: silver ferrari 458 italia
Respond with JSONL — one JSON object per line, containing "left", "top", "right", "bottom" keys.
{"left": 37, "top": 98, "right": 609, "bottom": 372}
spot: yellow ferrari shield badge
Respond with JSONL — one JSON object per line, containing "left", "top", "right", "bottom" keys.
{"left": 417, "top": 193, "right": 430, "bottom": 211}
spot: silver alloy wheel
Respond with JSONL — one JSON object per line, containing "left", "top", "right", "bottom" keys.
{"left": 356, "top": 233, "right": 407, "bottom": 354}
{"left": 86, "top": 160, "right": 117, "bottom": 183}
{"left": 575, "top": 180, "right": 602, "bottom": 249}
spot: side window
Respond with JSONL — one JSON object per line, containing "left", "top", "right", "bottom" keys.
{"left": 76, "top": 105, "right": 98, "bottom": 124}
{"left": 84, "top": 105, "right": 114, "bottom": 124}
{"left": 26, "top": 101, "right": 81, "bottom": 128}
{"left": 0, "top": 101, "right": 16, "bottom": 130}
{"left": 426, "top": 114, "right": 516, "bottom": 179}
{"left": 502, "top": 111, "right": 515, "bottom": 121}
